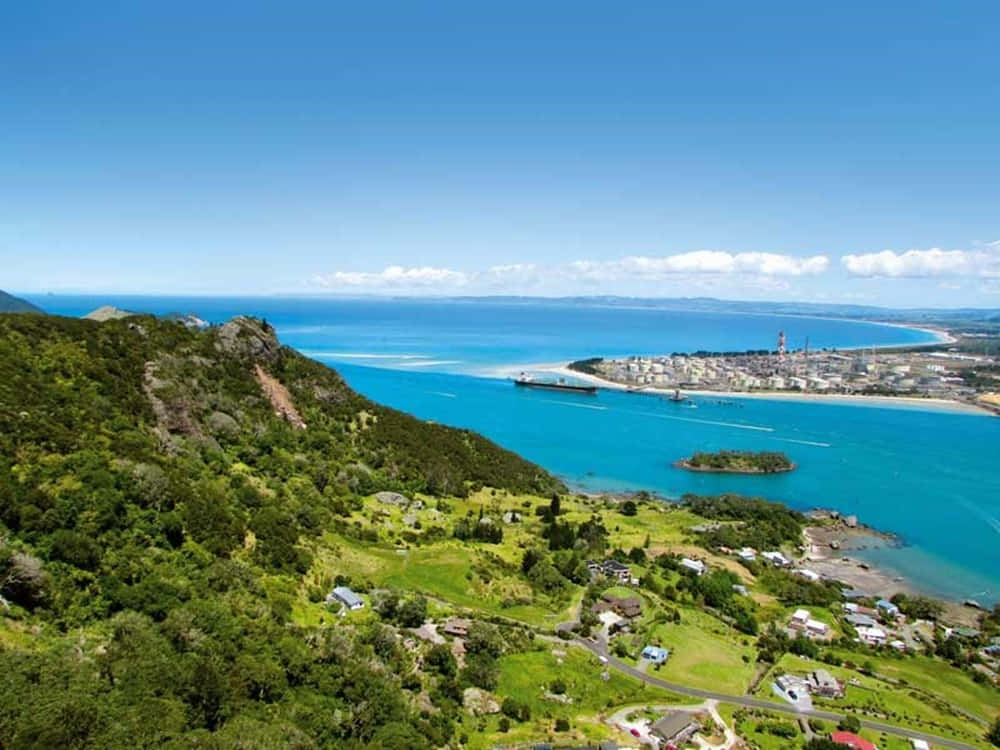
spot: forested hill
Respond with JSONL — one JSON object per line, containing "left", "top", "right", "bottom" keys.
{"left": 0, "top": 313, "right": 559, "bottom": 748}
{"left": 0, "top": 290, "right": 44, "bottom": 314}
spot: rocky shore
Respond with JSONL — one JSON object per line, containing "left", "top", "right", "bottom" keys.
{"left": 800, "top": 513, "right": 982, "bottom": 626}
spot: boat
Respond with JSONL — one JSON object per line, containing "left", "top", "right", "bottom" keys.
{"left": 667, "top": 389, "right": 688, "bottom": 402}
{"left": 514, "top": 373, "right": 598, "bottom": 394}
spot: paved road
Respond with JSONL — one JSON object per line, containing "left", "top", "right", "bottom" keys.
{"left": 572, "top": 636, "right": 983, "bottom": 750}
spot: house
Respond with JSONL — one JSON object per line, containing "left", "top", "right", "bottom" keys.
{"left": 641, "top": 645, "right": 670, "bottom": 664}
{"left": 442, "top": 618, "right": 471, "bottom": 637}
{"left": 856, "top": 625, "right": 887, "bottom": 646}
{"left": 737, "top": 547, "right": 757, "bottom": 562}
{"left": 330, "top": 586, "right": 364, "bottom": 610}
{"left": 845, "top": 613, "right": 878, "bottom": 628}
{"left": 807, "top": 669, "right": 843, "bottom": 698}
{"left": 762, "top": 550, "right": 791, "bottom": 567}
{"left": 790, "top": 608, "right": 811, "bottom": 629}
{"left": 650, "top": 711, "right": 700, "bottom": 745}
{"left": 680, "top": 557, "right": 706, "bottom": 576}
{"left": 587, "top": 559, "right": 632, "bottom": 583}
{"left": 593, "top": 593, "right": 642, "bottom": 619}
{"left": 616, "top": 596, "right": 642, "bottom": 619}
{"left": 830, "top": 731, "right": 876, "bottom": 750}
{"left": 732, "top": 584, "right": 748, "bottom": 596}
{"left": 794, "top": 568, "right": 821, "bottom": 582}
{"left": 806, "top": 619, "right": 830, "bottom": 638}
{"left": 910, "top": 740, "right": 930, "bottom": 750}
{"left": 876, "top": 599, "right": 900, "bottom": 618}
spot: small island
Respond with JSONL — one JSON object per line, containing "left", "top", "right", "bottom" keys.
{"left": 675, "top": 449, "right": 796, "bottom": 474}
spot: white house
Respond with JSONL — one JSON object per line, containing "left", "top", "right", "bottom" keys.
{"left": 794, "top": 568, "right": 821, "bottom": 582}
{"left": 680, "top": 558, "right": 706, "bottom": 576}
{"left": 856, "top": 625, "right": 887, "bottom": 646}
{"left": 762, "top": 551, "right": 791, "bottom": 567}
{"left": 806, "top": 619, "right": 830, "bottom": 638}
{"left": 791, "top": 608, "right": 811, "bottom": 627}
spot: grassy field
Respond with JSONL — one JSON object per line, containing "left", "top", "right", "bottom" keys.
{"left": 458, "top": 644, "right": 691, "bottom": 750}
{"left": 287, "top": 488, "right": 998, "bottom": 748}
{"left": 302, "top": 534, "right": 577, "bottom": 626}
{"left": 632, "top": 606, "right": 757, "bottom": 694}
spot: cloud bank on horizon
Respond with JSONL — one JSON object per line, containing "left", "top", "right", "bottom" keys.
{"left": 311, "top": 243, "right": 1000, "bottom": 296}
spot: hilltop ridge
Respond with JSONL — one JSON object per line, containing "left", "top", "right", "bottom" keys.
{"left": 0, "top": 290, "right": 44, "bottom": 314}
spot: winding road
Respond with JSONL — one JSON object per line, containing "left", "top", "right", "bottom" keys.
{"left": 569, "top": 634, "right": 983, "bottom": 750}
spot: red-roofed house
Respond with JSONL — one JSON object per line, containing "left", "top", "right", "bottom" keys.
{"left": 831, "top": 731, "right": 877, "bottom": 750}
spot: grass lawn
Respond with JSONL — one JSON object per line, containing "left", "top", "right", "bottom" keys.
{"left": 634, "top": 606, "right": 756, "bottom": 694}
{"left": 496, "top": 645, "right": 690, "bottom": 716}
{"left": 305, "top": 534, "right": 577, "bottom": 627}
{"left": 864, "top": 653, "right": 1000, "bottom": 724}
{"left": 769, "top": 652, "right": 995, "bottom": 748}
{"left": 456, "top": 645, "right": 694, "bottom": 750}
{"left": 730, "top": 707, "right": 804, "bottom": 749}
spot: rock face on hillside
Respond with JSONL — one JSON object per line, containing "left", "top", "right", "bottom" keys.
{"left": 215, "top": 316, "right": 281, "bottom": 364}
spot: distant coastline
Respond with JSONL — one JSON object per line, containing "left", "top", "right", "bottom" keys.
{"left": 513, "top": 362, "right": 996, "bottom": 416}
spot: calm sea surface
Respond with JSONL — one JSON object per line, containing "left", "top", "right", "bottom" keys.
{"left": 28, "top": 295, "right": 1000, "bottom": 605}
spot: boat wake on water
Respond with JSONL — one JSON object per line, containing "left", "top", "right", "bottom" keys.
{"left": 774, "top": 438, "right": 833, "bottom": 448}
{"left": 539, "top": 400, "right": 608, "bottom": 411}
{"left": 623, "top": 408, "right": 775, "bottom": 432}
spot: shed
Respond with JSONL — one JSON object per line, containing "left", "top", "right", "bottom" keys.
{"left": 331, "top": 586, "right": 364, "bottom": 610}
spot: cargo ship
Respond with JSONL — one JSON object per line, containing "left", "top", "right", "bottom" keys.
{"left": 514, "top": 373, "right": 598, "bottom": 394}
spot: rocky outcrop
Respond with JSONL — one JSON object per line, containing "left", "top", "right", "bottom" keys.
{"left": 462, "top": 687, "right": 500, "bottom": 715}
{"left": 84, "top": 305, "right": 137, "bottom": 322}
{"left": 215, "top": 316, "right": 281, "bottom": 365}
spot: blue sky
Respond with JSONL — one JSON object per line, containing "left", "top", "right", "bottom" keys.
{"left": 3, "top": 1, "right": 999, "bottom": 306}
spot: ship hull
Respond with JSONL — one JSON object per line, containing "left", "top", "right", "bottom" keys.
{"left": 514, "top": 380, "right": 598, "bottom": 394}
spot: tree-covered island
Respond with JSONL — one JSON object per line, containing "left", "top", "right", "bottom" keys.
{"left": 675, "top": 450, "right": 796, "bottom": 474}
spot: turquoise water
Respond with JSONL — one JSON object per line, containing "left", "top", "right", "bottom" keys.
{"left": 27, "top": 295, "right": 1000, "bottom": 605}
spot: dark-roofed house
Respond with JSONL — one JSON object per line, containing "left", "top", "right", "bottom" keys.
{"left": 587, "top": 559, "right": 632, "bottom": 583}
{"left": 616, "top": 596, "right": 642, "bottom": 618}
{"left": 807, "top": 668, "right": 843, "bottom": 698}
{"left": 845, "top": 613, "right": 879, "bottom": 628}
{"left": 650, "top": 711, "right": 699, "bottom": 745}
{"left": 592, "top": 592, "right": 643, "bottom": 619}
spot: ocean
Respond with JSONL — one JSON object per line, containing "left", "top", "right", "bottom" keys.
{"left": 27, "top": 294, "right": 1000, "bottom": 606}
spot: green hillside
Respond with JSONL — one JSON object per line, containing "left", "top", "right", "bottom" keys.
{"left": 0, "top": 313, "right": 560, "bottom": 748}
{"left": 0, "top": 290, "right": 44, "bottom": 314}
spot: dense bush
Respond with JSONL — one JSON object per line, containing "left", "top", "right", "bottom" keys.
{"left": 0, "top": 313, "right": 565, "bottom": 748}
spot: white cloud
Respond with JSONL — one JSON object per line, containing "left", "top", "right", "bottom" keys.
{"left": 561, "top": 251, "right": 829, "bottom": 281}
{"left": 312, "top": 265, "right": 469, "bottom": 288}
{"left": 309, "top": 249, "right": 830, "bottom": 293}
{"left": 842, "top": 244, "right": 1000, "bottom": 278}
